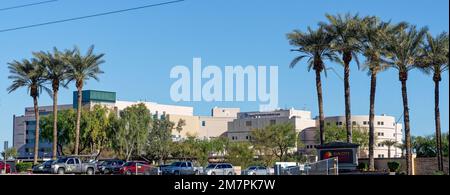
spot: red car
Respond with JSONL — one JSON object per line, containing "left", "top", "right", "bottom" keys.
{"left": 0, "top": 162, "right": 11, "bottom": 174}
{"left": 119, "top": 161, "right": 152, "bottom": 175}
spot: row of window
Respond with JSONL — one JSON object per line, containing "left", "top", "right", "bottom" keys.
{"left": 330, "top": 121, "right": 388, "bottom": 126}
{"left": 305, "top": 145, "right": 320, "bottom": 149}
{"left": 24, "top": 148, "right": 52, "bottom": 153}
{"left": 231, "top": 135, "right": 253, "bottom": 140}
{"left": 245, "top": 120, "right": 277, "bottom": 127}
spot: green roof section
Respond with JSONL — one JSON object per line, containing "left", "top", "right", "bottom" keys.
{"left": 73, "top": 90, "right": 116, "bottom": 108}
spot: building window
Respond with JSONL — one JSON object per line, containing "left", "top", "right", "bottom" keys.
{"left": 378, "top": 154, "right": 385, "bottom": 158}
{"left": 381, "top": 121, "right": 384, "bottom": 125}
{"left": 270, "top": 120, "right": 276, "bottom": 125}
{"left": 377, "top": 132, "right": 384, "bottom": 137}
{"left": 201, "top": 121, "right": 206, "bottom": 127}
{"left": 363, "top": 121, "right": 368, "bottom": 125}
{"left": 335, "top": 122, "right": 339, "bottom": 126}
{"left": 245, "top": 121, "right": 252, "bottom": 127}
{"left": 352, "top": 121, "right": 357, "bottom": 126}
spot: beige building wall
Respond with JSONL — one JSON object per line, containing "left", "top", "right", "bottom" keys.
{"left": 167, "top": 114, "right": 200, "bottom": 138}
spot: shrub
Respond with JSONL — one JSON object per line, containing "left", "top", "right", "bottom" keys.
{"left": 433, "top": 171, "right": 446, "bottom": 175}
{"left": 16, "top": 162, "right": 33, "bottom": 173}
{"left": 387, "top": 161, "right": 401, "bottom": 172}
{"left": 357, "top": 162, "right": 368, "bottom": 171}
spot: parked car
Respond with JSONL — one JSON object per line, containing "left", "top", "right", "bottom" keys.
{"left": 162, "top": 161, "right": 198, "bottom": 175}
{"left": 242, "top": 166, "right": 270, "bottom": 175}
{"left": 119, "top": 161, "right": 152, "bottom": 175}
{"left": 97, "top": 159, "right": 125, "bottom": 174}
{"left": 204, "top": 163, "right": 235, "bottom": 175}
{"left": 32, "top": 160, "right": 54, "bottom": 174}
{"left": 51, "top": 157, "right": 97, "bottom": 175}
{"left": 0, "top": 162, "right": 11, "bottom": 173}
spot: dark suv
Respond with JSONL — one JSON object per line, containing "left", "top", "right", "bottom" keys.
{"left": 97, "top": 159, "right": 125, "bottom": 174}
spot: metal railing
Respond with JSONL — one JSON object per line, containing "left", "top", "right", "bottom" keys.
{"left": 305, "top": 157, "right": 339, "bottom": 175}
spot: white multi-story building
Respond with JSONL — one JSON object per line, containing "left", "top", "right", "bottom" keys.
{"left": 226, "top": 109, "right": 316, "bottom": 147}
{"left": 324, "top": 115, "right": 403, "bottom": 158}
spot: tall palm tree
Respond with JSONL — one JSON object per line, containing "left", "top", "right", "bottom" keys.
{"left": 416, "top": 32, "right": 449, "bottom": 171}
{"left": 381, "top": 140, "right": 398, "bottom": 159}
{"left": 385, "top": 25, "right": 427, "bottom": 175}
{"left": 360, "top": 16, "right": 407, "bottom": 171}
{"left": 66, "top": 45, "right": 105, "bottom": 155}
{"left": 7, "top": 58, "right": 49, "bottom": 165}
{"left": 33, "top": 48, "right": 70, "bottom": 160}
{"left": 321, "top": 13, "right": 363, "bottom": 143}
{"left": 288, "top": 27, "right": 341, "bottom": 145}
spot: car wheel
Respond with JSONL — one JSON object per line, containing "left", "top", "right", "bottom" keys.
{"left": 174, "top": 171, "right": 180, "bottom": 175}
{"left": 86, "top": 168, "right": 94, "bottom": 175}
{"left": 253, "top": 173, "right": 257, "bottom": 175}
{"left": 103, "top": 169, "right": 110, "bottom": 175}
{"left": 126, "top": 170, "right": 132, "bottom": 175}
{"left": 228, "top": 172, "right": 233, "bottom": 175}
{"left": 195, "top": 170, "right": 199, "bottom": 175}
{"left": 57, "top": 168, "right": 65, "bottom": 175}
{"left": 211, "top": 172, "right": 216, "bottom": 175}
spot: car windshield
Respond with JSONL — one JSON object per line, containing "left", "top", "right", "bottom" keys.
{"left": 247, "top": 166, "right": 256, "bottom": 170}
{"left": 171, "top": 162, "right": 183, "bottom": 167}
{"left": 56, "top": 158, "right": 67, "bottom": 163}
{"left": 206, "top": 164, "right": 217, "bottom": 169}
{"left": 123, "top": 162, "right": 134, "bottom": 166}
{"left": 43, "top": 160, "right": 54, "bottom": 165}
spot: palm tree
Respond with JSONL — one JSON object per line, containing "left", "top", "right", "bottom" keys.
{"left": 66, "top": 45, "right": 105, "bottom": 155}
{"left": 33, "top": 48, "right": 70, "bottom": 160}
{"left": 321, "top": 13, "right": 363, "bottom": 143}
{"left": 7, "top": 58, "right": 49, "bottom": 165}
{"left": 360, "top": 16, "right": 407, "bottom": 171}
{"left": 385, "top": 25, "right": 427, "bottom": 175}
{"left": 288, "top": 27, "right": 341, "bottom": 145}
{"left": 381, "top": 140, "right": 398, "bottom": 159}
{"left": 416, "top": 32, "right": 449, "bottom": 172}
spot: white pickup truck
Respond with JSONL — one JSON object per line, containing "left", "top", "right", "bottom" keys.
{"left": 51, "top": 157, "right": 97, "bottom": 175}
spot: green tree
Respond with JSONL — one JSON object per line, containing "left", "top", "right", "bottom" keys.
{"left": 41, "top": 109, "right": 76, "bottom": 156}
{"left": 116, "top": 104, "right": 151, "bottom": 161}
{"left": 380, "top": 140, "right": 398, "bottom": 159}
{"left": 175, "top": 118, "right": 186, "bottom": 136}
{"left": 226, "top": 142, "right": 255, "bottom": 169}
{"left": 360, "top": 17, "right": 406, "bottom": 170}
{"left": 323, "top": 124, "right": 371, "bottom": 150}
{"left": 385, "top": 25, "right": 427, "bottom": 175}
{"left": 146, "top": 114, "right": 173, "bottom": 163}
{"left": 1, "top": 148, "right": 18, "bottom": 160}
{"left": 288, "top": 27, "right": 341, "bottom": 145}
{"left": 65, "top": 45, "right": 105, "bottom": 155}
{"left": 416, "top": 32, "right": 449, "bottom": 171}
{"left": 33, "top": 48, "right": 69, "bottom": 160}
{"left": 321, "top": 13, "right": 363, "bottom": 143}
{"left": 7, "top": 58, "right": 49, "bottom": 165}
{"left": 252, "top": 123, "right": 297, "bottom": 162}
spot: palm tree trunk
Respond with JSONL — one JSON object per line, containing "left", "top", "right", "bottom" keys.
{"left": 368, "top": 71, "right": 377, "bottom": 171}
{"left": 401, "top": 78, "right": 413, "bottom": 175}
{"left": 434, "top": 78, "right": 443, "bottom": 171}
{"left": 315, "top": 69, "right": 325, "bottom": 145}
{"left": 343, "top": 52, "right": 352, "bottom": 143}
{"left": 52, "top": 88, "right": 58, "bottom": 160}
{"left": 75, "top": 87, "right": 82, "bottom": 155}
{"left": 388, "top": 146, "right": 392, "bottom": 159}
{"left": 33, "top": 96, "right": 40, "bottom": 165}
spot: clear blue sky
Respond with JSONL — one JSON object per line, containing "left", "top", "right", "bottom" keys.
{"left": 0, "top": 0, "right": 448, "bottom": 147}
